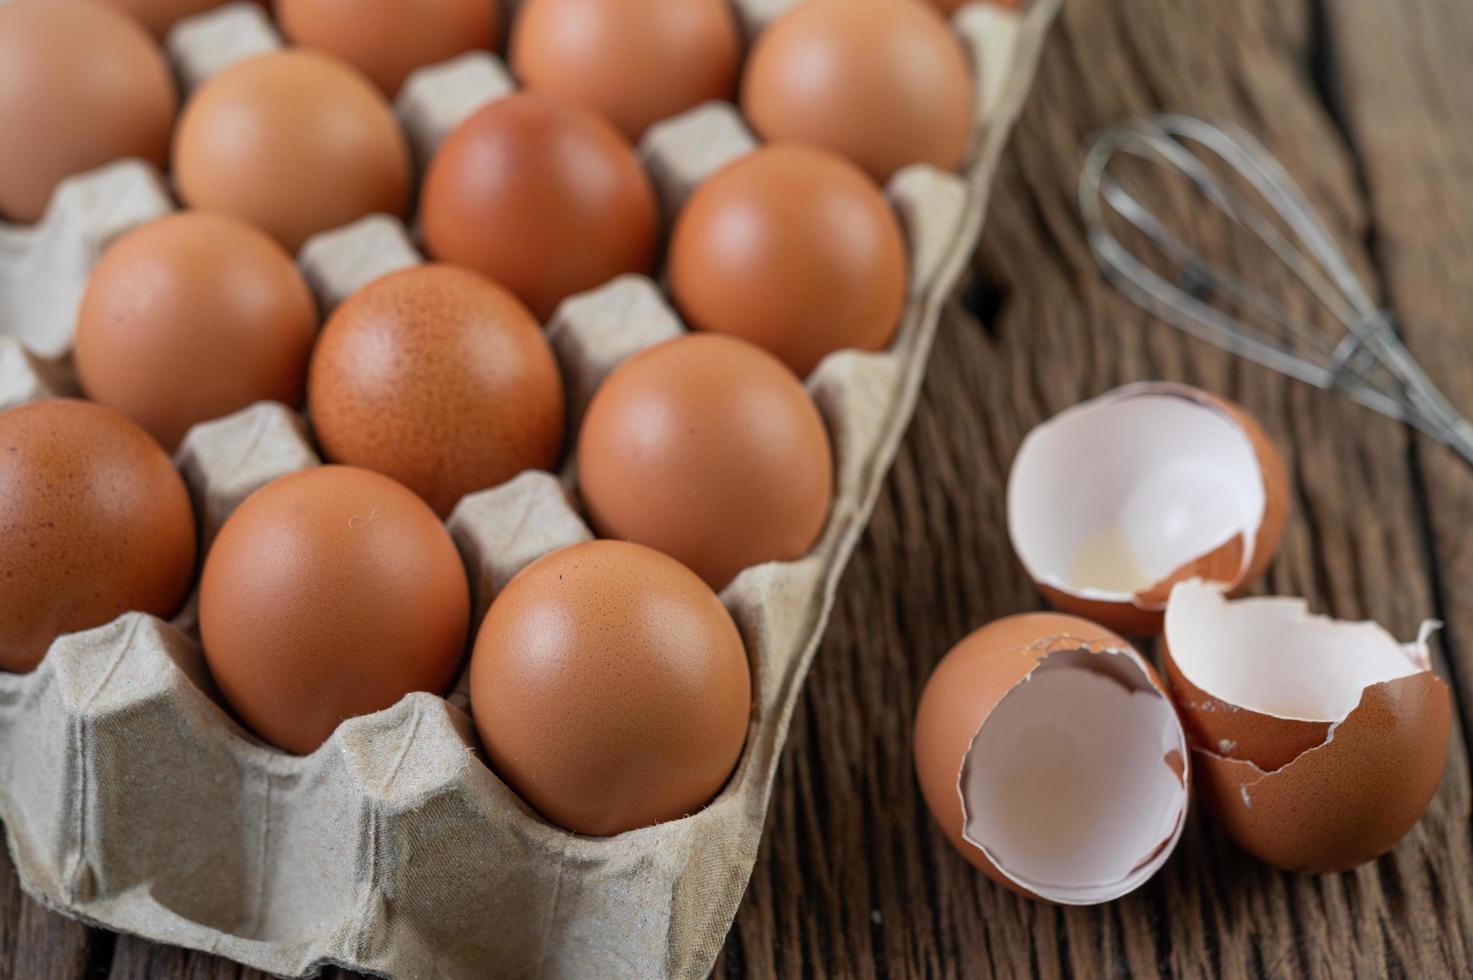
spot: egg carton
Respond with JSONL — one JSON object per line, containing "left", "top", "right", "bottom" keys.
{"left": 0, "top": 1, "right": 1064, "bottom": 977}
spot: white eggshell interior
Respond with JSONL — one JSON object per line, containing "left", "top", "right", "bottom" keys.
{"left": 1165, "top": 580, "right": 1434, "bottom": 722}
{"left": 1007, "top": 386, "right": 1266, "bottom": 600}
{"left": 959, "top": 648, "right": 1188, "bottom": 905}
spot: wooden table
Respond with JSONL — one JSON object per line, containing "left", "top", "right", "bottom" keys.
{"left": 7, "top": 0, "right": 1473, "bottom": 975}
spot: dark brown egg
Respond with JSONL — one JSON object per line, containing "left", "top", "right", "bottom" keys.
{"left": 668, "top": 143, "right": 907, "bottom": 378}
{"left": 0, "top": 0, "right": 176, "bottom": 223}
{"left": 578, "top": 334, "right": 833, "bottom": 591}
{"left": 741, "top": 0, "right": 974, "bottom": 183}
{"left": 0, "top": 400, "right": 196, "bottom": 673}
{"left": 420, "top": 92, "right": 659, "bottom": 321}
{"left": 274, "top": 0, "right": 501, "bottom": 96}
{"left": 308, "top": 264, "right": 565, "bottom": 517}
{"left": 199, "top": 465, "right": 469, "bottom": 755}
{"left": 510, "top": 0, "right": 741, "bottom": 141}
{"left": 75, "top": 211, "right": 319, "bottom": 452}
{"left": 469, "top": 540, "right": 751, "bottom": 836}
{"left": 100, "top": 0, "right": 257, "bottom": 37}
{"left": 173, "top": 49, "right": 411, "bottom": 252}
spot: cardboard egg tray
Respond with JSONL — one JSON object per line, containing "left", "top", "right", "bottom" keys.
{"left": 0, "top": 1, "right": 1063, "bottom": 976}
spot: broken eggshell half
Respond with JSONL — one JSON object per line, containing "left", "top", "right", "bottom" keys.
{"left": 1006, "top": 383, "right": 1289, "bottom": 635}
{"left": 1161, "top": 580, "right": 1451, "bottom": 873}
{"left": 913, "top": 612, "right": 1189, "bottom": 904}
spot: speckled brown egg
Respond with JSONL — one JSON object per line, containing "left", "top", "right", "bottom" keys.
{"left": 173, "top": 49, "right": 411, "bottom": 252}
{"left": 199, "top": 465, "right": 469, "bottom": 755}
{"left": 420, "top": 91, "right": 659, "bottom": 321}
{"left": 668, "top": 143, "right": 908, "bottom": 378}
{"left": 469, "top": 540, "right": 751, "bottom": 836}
{"left": 0, "top": 0, "right": 176, "bottom": 223}
{"left": 308, "top": 264, "right": 564, "bottom": 517}
{"left": 578, "top": 334, "right": 833, "bottom": 591}
{"left": 275, "top": 0, "right": 501, "bottom": 96}
{"left": 100, "top": 0, "right": 258, "bottom": 37}
{"left": 75, "top": 212, "right": 319, "bottom": 452}
{"left": 510, "top": 0, "right": 741, "bottom": 141}
{"left": 742, "top": 0, "right": 974, "bottom": 183}
{"left": 0, "top": 400, "right": 196, "bottom": 673}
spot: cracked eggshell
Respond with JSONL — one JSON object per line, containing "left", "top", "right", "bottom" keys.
{"left": 913, "top": 612, "right": 1189, "bottom": 904}
{"left": 1161, "top": 580, "right": 1451, "bottom": 873}
{"left": 1006, "top": 383, "right": 1288, "bottom": 636}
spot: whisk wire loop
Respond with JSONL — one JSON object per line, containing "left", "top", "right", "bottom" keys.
{"left": 1080, "top": 114, "right": 1473, "bottom": 467}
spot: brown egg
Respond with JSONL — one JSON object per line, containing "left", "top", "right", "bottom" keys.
{"left": 913, "top": 612, "right": 1189, "bottom": 904}
{"left": 578, "top": 334, "right": 832, "bottom": 591}
{"left": 420, "top": 92, "right": 659, "bottom": 321}
{"left": 1161, "top": 581, "right": 1450, "bottom": 873}
{"left": 510, "top": 0, "right": 741, "bottom": 141}
{"left": 173, "top": 49, "right": 411, "bottom": 252}
{"left": 469, "top": 540, "right": 751, "bottom": 836}
{"left": 742, "top": 0, "right": 974, "bottom": 183}
{"left": 275, "top": 0, "right": 501, "bottom": 96}
{"left": 308, "top": 264, "right": 565, "bottom": 517}
{"left": 668, "top": 144, "right": 907, "bottom": 378}
{"left": 0, "top": 0, "right": 176, "bottom": 223}
{"left": 75, "top": 212, "right": 319, "bottom": 452}
{"left": 100, "top": 0, "right": 258, "bottom": 38}
{"left": 0, "top": 400, "right": 196, "bottom": 673}
{"left": 199, "top": 465, "right": 469, "bottom": 754}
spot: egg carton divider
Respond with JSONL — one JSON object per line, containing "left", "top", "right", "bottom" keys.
{"left": 0, "top": 0, "right": 1065, "bottom": 977}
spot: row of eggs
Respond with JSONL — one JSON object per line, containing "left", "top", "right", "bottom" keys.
{"left": 1, "top": 392, "right": 762, "bottom": 839}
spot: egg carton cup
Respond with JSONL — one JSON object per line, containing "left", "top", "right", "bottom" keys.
{"left": 0, "top": 1, "right": 1064, "bottom": 976}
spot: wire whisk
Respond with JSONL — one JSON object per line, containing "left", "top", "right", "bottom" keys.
{"left": 1079, "top": 113, "right": 1473, "bottom": 466}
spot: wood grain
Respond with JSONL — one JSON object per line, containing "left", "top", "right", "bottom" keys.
{"left": 5, "top": 0, "right": 1473, "bottom": 976}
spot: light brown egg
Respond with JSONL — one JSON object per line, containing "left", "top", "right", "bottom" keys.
{"left": 0, "top": 400, "right": 196, "bottom": 673}
{"left": 274, "top": 0, "right": 500, "bottom": 96}
{"left": 1161, "top": 581, "right": 1450, "bottom": 873}
{"left": 1006, "top": 383, "right": 1288, "bottom": 636}
{"left": 0, "top": 0, "right": 176, "bottom": 223}
{"left": 420, "top": 92, "right": 659, "bottom": 321}
{"left": 510, "top": 0, "right": 741, "bottom": 141}
{"left": 199, "top": 465, "right": 469, "bottom": 755}
{"left": 75, "top": 212, "right": 319, "bottom": 452}
{"left": 99, "top": 0, "right": 258, "bottom": 38}
{"left": 668, "top": 144, "right": 908, "bottom": 378}
{"left": 578, "top": 334, "right": 833, "bottom": 591}
{"left": 741, "top": 0, "right": 974, "bottom": 183}
{"left": 913, "top": 612, "right": 1189, "bottom": 904}
{"left": 173, "top": 49, "right": 411, "bottom": 252}
{"left": 469, "top": 540, "right": 751, "bottom": 836}
{"left": 308, "top": 264, "right": 565, "bottom": 517}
